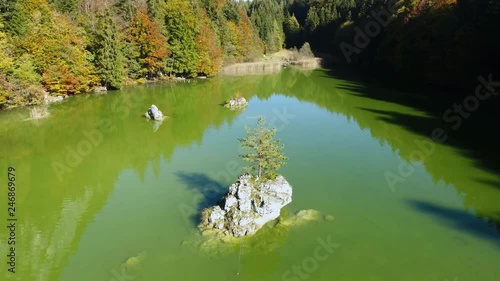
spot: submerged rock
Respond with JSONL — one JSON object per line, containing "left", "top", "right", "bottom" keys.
{"left": 324, "top": 215, "right": 334, "bottom": 222}
{"left": 224, "top": 97, "right": 248, "bottom": 109}
{"left": 278, "top": 209, "right": 322, "bottom": 227}
{"left": 145, "top": 104, "right": 164, "bottom": 121}
{"left": 199, "top": 174, "right": 292, "bottom": 237}
{"left": 122, "top": 251, "right": 146, "bottom": 270}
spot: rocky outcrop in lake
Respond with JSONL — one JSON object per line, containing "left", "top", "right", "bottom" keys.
{"left": 145, "top": 104, "right": 164, "bottom": 121}
{"left": 199, "top": 174, "right": 292, "bottom": 237}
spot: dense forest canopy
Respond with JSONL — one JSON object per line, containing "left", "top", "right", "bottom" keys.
{"left": 1, "top": 0, "right": 498, "bottom": 109}
{"left": 285, "top": 0, "right": 499, "bottom": 90}
{"left": 0, "top": 0, "right": 266, "bottom": 108}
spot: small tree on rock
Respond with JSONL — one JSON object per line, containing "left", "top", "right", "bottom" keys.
{"left": 239, "top": 117, "right": 288, "bottom": 180}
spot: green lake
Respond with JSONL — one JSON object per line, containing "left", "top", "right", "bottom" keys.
{"left": 1, "top": 68, "right": 499, "bottom": 281}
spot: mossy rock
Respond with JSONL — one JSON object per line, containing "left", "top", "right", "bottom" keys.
{"left": 278, "top": 209, "right": 322, "bottom": 227}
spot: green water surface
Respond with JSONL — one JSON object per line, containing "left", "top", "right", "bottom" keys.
{"left": 1, "top": 68, "right": 499, "bottom": 281}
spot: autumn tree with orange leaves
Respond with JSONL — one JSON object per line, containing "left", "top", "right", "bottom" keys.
{"left": 19, "top": 0, "right": 96, "bottom": 96}
{"left": 126, "top": 9, "right": 169, "bottom": 79}
{"left": 196, "top": 9, "right": 222, "bottom": 76}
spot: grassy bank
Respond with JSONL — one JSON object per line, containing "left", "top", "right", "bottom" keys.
{"left": 220, "top": 49, "right": 321, "bottom": 76}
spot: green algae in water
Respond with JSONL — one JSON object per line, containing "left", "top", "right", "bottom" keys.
{"left": 184, "top": 208, "right": 323, "bottom": 257}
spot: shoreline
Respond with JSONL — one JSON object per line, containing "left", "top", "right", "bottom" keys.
{"left": 220, "top": 50, "right": 322, "bottom": 76}
{"left": 1, "top": 51, "right": 322, "bottom": 111}
{"left": 219, "top": 58, "right": 321, "bottom": 76}
{"left": 0, "top": 74, "right": 206, "bottom": 111}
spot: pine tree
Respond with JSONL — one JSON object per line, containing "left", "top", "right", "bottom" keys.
{"left": 92, "top": 9, "right": 124, "bottom": 89}
{"left": 146, "top": 0, "right": 163, "bottom": 22}
{"left": 284, "top": 14, "right": 301, "bottom": 48}
{"left": 270, "top": 19, "right": 284, "bottom": 52}
{"left": 52, "top": 0, "right": 78, "bottom": 13}
{"left": 0, "top": 0, "right": 28, "bottom": 36}
{"left": 116, "top": 0, "right": 136, "bottom": 22}
{"left": 162, "top": 0, "right": 199, "bottom": 76}
{"left": 239, "top": 117, "right": 288, "bottom": 180}
{"left": 305, "top": 7, "right": 320, "bottom": 31}
{"left": 250, "top": 0, "right": 285, "bottom": 53}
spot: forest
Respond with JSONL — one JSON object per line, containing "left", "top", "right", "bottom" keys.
{"left": 285, "top": 0, "right": 499, "bottom": 92}
{"left": 1, "top": 0, "right": 499, "bottom": 109}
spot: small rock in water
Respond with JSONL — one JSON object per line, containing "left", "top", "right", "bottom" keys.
{"left": 93, "top": 86, "right": 108, "bottom": 94}
{"left": 145, "top": 104, "right": 164, "bottom": 121}
{"left": 224, "top": 97, "right": 248, "bottom": 109}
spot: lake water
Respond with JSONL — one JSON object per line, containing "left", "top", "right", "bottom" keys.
{"left": 1, "top": 68, "right": 499, "bottom": 281}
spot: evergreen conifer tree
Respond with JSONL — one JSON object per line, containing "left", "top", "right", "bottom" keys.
{"left": 239, "top": 117, "right": 288, "bottom": 180}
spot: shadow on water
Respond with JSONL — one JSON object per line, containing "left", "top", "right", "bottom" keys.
{"left": 325, "top": 67, "right": 500, "bottom": 177}
{"left": 407, "top": 199, "right": 500, "bottom": 246}
{"left": 358, "top": 107, "right": 439, "bottom": 134}
{"left": 175, "top": 171, "right": 227, "bottom": 225}
{"left": 357, "top": 107, "right": 484, "bottom": 158}
{"left": 474, "top": 178, "right": 500, "bottom": 190}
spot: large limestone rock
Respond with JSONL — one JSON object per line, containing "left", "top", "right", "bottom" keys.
{"left": 145, "top": 104, "right": 164, "bottom": 121}
{"left": 199, "top": 174, "right": 292, "bottom": 237}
